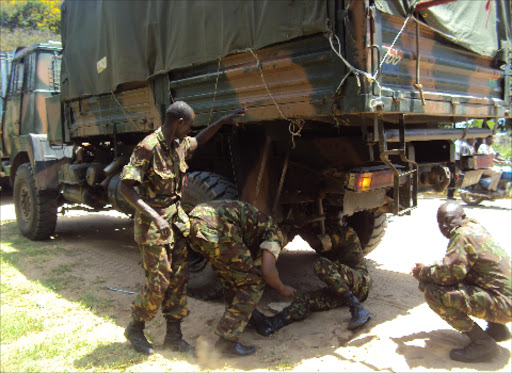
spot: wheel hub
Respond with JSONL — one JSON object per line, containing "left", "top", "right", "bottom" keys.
{"left": 19, "top": 185, "right": 33, "bottom": 222}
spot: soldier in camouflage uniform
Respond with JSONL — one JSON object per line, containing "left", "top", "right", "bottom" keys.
{"left": 187, "top": 200, "right": 296, "bottom": 357}
{"left": 120, "top": 101, "right": 245, "bottom": 355}
{"left": 257, "top": 211, "right": 373, "bottom": 336}
{"left": 412, "top": 201, "right": 512, "bottom": 363}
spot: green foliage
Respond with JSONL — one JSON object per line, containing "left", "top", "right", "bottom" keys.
{"left": 494, "top": 135, "right": 512, "bottom": 161}
{"left": 1, "top": 0, "right": 61, "bottom": 33}
{"left": 0, "top": 27, "right": 60, "bottom": 51}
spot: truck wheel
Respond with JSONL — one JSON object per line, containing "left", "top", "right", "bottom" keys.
{"left": 460, "top": 192, "right": 484, "bottom": 206}
{"left": 347, "top": 211, "right": 387, "bottom": 256}
{"left": 13, "top": 163, "right": 58, "bottom": 240}
{"left": 181, "top": 171, "right": 238, "bottom": 300}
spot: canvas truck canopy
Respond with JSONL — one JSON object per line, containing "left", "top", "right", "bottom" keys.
{"left": 375, "top": 0, "right": 511, "bottom": 60}
{"left": 60, "top": 0, "right": 329, "bottom": 100}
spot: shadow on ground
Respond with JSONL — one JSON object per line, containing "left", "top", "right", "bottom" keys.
{"left": 2, "top": 191, "right": 510, "bottom": 371}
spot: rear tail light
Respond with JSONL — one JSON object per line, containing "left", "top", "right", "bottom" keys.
{"left": 347, "top": 169, "right": 394, "bottom": 192}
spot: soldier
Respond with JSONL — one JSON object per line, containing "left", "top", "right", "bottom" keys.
{"left": 187, "top": 200, "right": 296, "bottom": 357}
{"left": 412, "top": 201, "right": 512, "bottom": 362}
{"left": 255, "top": 211, "right": 373, "bottom": 336}
{"left": 120, "top": 101, "right": 245, "bottom": 355}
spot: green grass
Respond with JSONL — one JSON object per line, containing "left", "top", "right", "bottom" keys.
{"left": 0, "top": 245, "right": 147, "bottom": 372}
{"left": 0, "top": 307, "right": 45, "bottom": 343}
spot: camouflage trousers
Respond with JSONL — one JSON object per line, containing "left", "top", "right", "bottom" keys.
{"left": 281, "top": 256, "right": 371, "bottom": 322}
{"left": 188, "top": 234, "right": 265, "bottom": 342}
{"left": 130, "top": 230, "right": 190, "bottom": 322}
{"left": 424, "top": 283, "right": 512, "bottom": 332}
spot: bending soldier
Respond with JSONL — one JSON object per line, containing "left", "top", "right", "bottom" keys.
{"left": 257, "top": 211, "right": 373, "bottom": 336}
{"left": 187, "top": 200, "right": 296, "bottom": 357}
{"left": 412, "top": 201, "right": 511, "bottom": 362}
{"left": 120, "top": 102, "right": 245, "bottom": 355}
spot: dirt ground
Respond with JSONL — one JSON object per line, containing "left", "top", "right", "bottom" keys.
{"left": 1, "top": 192, "right": 511, "bottom": 372}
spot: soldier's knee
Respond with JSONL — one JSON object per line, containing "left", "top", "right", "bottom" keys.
{"left": 313, "top": 256, "right": 332, "bottom": 276}
{"left": 424, "top": 284, "right": 445, "bottom": 310}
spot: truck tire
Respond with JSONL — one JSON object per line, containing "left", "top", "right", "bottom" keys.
{"left": 181, "top": 171, "right": 238, "bottom": 300}
{"left": 460, "top": 192, "right": 484, "bottom": 206}
{"left": 13, "top": 163, "right": 58, "bottom": 240}
{"left": 347, "top": 211, "right": 387, "bottom": 256}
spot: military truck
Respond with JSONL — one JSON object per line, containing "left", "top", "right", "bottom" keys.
{"left": 1, "top": 0, "right": 510, "bottom": 299}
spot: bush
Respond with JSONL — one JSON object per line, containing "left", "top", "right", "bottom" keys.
{"left": 1, "top": 0, "right": 61, "bottom": 34}
{"left": 494, "top": 134, "right": 512, "bottom": 161}
{"left": 0, "top": 28, "right": 60, "bottom": 51}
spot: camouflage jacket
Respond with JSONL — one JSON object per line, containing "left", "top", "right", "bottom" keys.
{"left": 121, "top": 128, "right": 196, "bottom": 244}
{"left": 316, "top": 225, "right": 368, "bottom": 272}
{"left": 188, "top": 200, "right": 284, "bottom": 262}
{"left": 121, "top": 128, "right": 196, "bottom": 208}
{"left": 420, "top": 218, "right": 512, "bottom": 298}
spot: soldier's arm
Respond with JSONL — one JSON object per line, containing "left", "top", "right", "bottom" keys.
{"left": 119, "top": 180, "right": 171, "bottom": 239}
{"left": 419, "top": 233, "right": 474, "bottom": 285}
{"left": 341, "top": 227, "right": 364, "bottom": 265}
{"left": 261, "top": 250, "right": 296, "bottom": 297}
{"left": 194, "top": 108, "right": 246, "bottom": 148}
{"left": 119, "top": 144, "right": 171, "bottom": 239}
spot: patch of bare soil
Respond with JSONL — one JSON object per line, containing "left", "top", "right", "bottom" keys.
{"left": 2, "top": 191, "right": 511, "bottom": 372}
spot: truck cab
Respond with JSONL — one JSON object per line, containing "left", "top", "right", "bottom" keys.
{"left": 0, "top": 41, "right": 69, "bottom": 187}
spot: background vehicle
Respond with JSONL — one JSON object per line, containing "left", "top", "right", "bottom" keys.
{"left": 459, "top": 161, "right": 512, "bottom": 206}
{"left": 1, "top": 0, "right": 509, "bottom": 298}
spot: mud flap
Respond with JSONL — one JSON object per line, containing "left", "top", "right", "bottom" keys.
{"left": 342, "top": 189, "right": 386, "bottom": 216}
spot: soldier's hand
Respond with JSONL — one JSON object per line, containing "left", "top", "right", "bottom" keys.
{"left": 278, "top": 284, "right": 296, "bottom": 297}
{"left": 155, "top": 216, "right": 171, "bottom": 239}
{"left": 411, "top": 263, "right": 424, "bottom": 280}
{"left": 218, "top": 107, "right": 247, "bottom": 126}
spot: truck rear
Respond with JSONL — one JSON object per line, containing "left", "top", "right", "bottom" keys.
{"left": 3, "top": 0, "right": 510, "bottom": 298}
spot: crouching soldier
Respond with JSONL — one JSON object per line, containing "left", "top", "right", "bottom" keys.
{"left": 256, "top": 211, "right": 373, "bottom": 336}
{"left": 412, "top": 201, "right": 511, "bottom": 363}
{"left": 187, "top": 200, "right": 296, "bottom": 357}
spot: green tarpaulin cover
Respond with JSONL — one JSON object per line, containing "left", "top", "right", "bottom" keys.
{"left": 375, "top": 0, "right": 511, "bottom": 59}
{"left": 60, "top": 0, "right": 511, "bottom": 100}
{"left": 60, "top": 0, "right": 329, "bottom": 100}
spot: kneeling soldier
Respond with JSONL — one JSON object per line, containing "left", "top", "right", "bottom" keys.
{"left": 187, "top": 200, "right": 296, "bottom": 357}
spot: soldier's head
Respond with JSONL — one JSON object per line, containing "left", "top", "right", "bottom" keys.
{"left": 437, "top": 201, "right": 466, "bottom": 239}
{"left": 467, "top": 138, "right": 475, "bottom": 146}
{"left": 485, "top": 135, "right": 494, "bottom": 145}
{"left": 164, "top": 101, "right": 196, "bottom": 139}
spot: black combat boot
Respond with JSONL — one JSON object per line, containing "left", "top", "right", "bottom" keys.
{"left": 340, "top": 291, "right": 372, "bottom": 330}
{"left": 485, "top": 322, "right": 511, "bottom": 342}
{"left": 163, "top": 319, "right": 195, "bottom": 355}
{"left": 249, "top": 309, "right": 274, "bottom": 337}
{"left": 450, "top": 324, "right": 499, "bottom": 362}
{"left": 125, "top": 320, "right": 155, "bottom": 355}
{"left": 215, "top": 337, "right": 256, "bottom": 357}
{"left": 268, "top": 312, "right": 293, "bottom": 334}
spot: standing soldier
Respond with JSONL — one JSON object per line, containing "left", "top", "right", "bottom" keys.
{"left": 412, "top": 201, "right": 511, "bottom": 362}
{"left": 254, "top": 211, "right": 373, "bottom": 336}
{"left": 187, "top": 200, "right": 296, "bottom": 357}
{"left": 120, "top": 102, "right": 245, "bottom": 355}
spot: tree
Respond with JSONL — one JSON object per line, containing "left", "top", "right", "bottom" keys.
{"left": 1, "top": 0, "right": 61, "bottom": 33}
